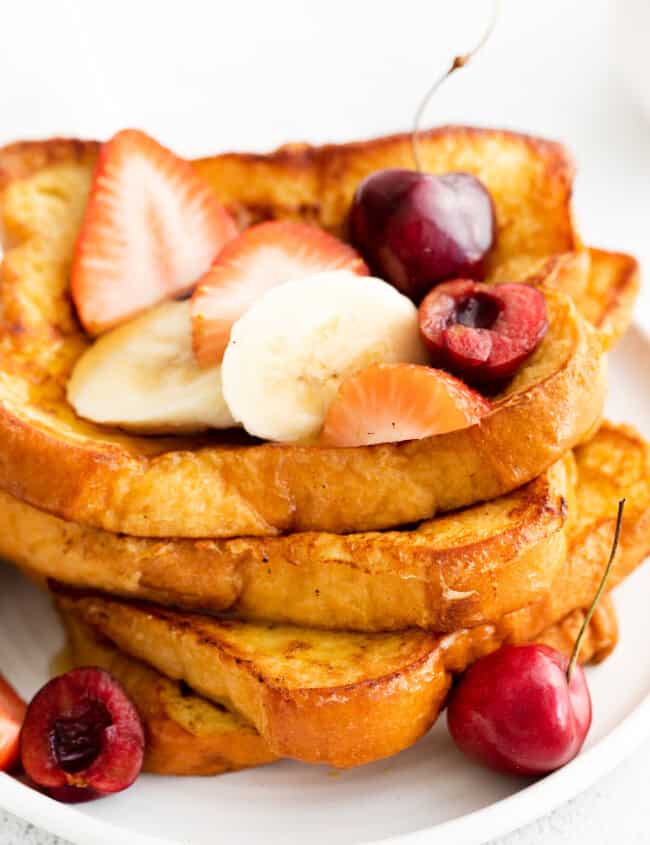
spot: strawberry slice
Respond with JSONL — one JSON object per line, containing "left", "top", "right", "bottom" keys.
{"left": 72, "top": 129, "right": 237, "bottom": 335}
{"left": 191, "top": 221, "right": 369, "bottom": 367}
{"left": 321, "top": 363, "right": 491, "bottom": 447}
{"left": 0, "top": 674, "right": 26, "bottom": 772}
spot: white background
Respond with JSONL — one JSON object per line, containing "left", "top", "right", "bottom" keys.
{"left": 0, "top": 0, "right": 649, "bottom": 842}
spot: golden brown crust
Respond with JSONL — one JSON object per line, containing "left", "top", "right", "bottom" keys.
{"left": 192, "top": 125, "right": 577, "bottom": 268}
{"left": 61, "top": 612, "right": 277, "bottom": 776}
{"left": 0, "top": 138, "right": 98, "bottom": 192}
{"left": 0, "top": 290, "right": 606, "bottom": 539}
{"left": 53, "top": 585, "right": 623, "bottom": 769}
{"left": 501, "top": 248, "right": 639, "bottom": 349}
{"left": 1, "top": 455, "right": 572, "bottom": 632}
{"left": 51, "top": 422, "right": 650, "bottom": 767}
{"left": 0, "top": 131, "right": 604, "bottom": 537}
{"left": 579, "top": 248, "right": 640, "bottom": 347}
{"left": 535, "top": 597, "right": 618, "bottom": 665}
{"left": 60, "top": 600, "right": 613, "bottom": 776}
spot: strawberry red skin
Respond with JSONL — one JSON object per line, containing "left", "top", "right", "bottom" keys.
{"left": 321, "top": 363, "right": 491, "bottom": 447}
{"left": 191, "top": 220, "right": 368, "bottom": 367}
{"left": 0, "top": 674, "right": 26, "bottom": 773}
{"left": 71, "top": 129, "right": 237, "bottom": 335}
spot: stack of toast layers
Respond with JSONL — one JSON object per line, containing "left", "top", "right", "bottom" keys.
{"left": 0, "top": 128, "right": 649, "bottom": 775}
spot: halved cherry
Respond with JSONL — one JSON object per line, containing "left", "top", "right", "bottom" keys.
{"left": 72, "top": 129, "right": 237, "bottom": 335}
{"left": 0, "top": 674, "right": 26, "bottom": 773}
{"left": 320, "top": 363, "right": 491, "bottom": 447}
{"left": 191, "top": 221, "right": 368, "bottom": 367}
{"left": 419, "top": 280, "right": 548, "bottom": 386}
{"left": 45, "top": 785, "right": 103, "bottom": 804}
{"left": 21, "top": 667, "right": 144, "bottom": 798}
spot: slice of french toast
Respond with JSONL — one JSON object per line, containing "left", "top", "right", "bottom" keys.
{"left": 0, "top": 132, "right": 609, "bottom": 538}
{"left": 60, "top": 612, "right": 278, "bottom": 776}
{"left": 58, "top": 600, "right": 616, "bottom": 777}
{"left": 52, "top": 422, "right": 650, "bottom": 768}
{"left": 4, "top": 453, "right": 572, "bottom": 632}
{"left": 52, "top": 582, "right": 626, "bottom": 771}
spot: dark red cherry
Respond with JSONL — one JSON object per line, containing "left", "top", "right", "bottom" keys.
{"left": 419, "top": 280, "right": 548, "bottom": 386}
{"left": 45, "top": 784, "right": 104, "bottom": 804}
{"left": 348, "top": 169, "right": 496, "bottom": 301}
{"left": 21, "top": 667, "right": 144, "bottom": 799}
{"left": 447, "top": 644, "right": 591, "bottom": 776}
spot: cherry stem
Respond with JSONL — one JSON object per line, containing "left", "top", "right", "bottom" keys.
{"left": 566, "top": 498, "right": 626, "bottom": 683}
{"left": 411, "top": 0, "right": 501, "bottom": 172}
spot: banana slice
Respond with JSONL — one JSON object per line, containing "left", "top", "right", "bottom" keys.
{"left": 68, "top": 300, "right": 235, "bottom": 434}
{"left": 221, "top": 271, "right": 427, "bottom": 442}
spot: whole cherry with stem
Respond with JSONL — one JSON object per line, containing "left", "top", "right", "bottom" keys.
{"left": 349, "top": 1, "right": 500, "bottom": 302}
{"left": 447, "top": 499, "right": 626, "bottom": 776}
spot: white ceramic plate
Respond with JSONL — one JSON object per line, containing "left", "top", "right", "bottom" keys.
{"left": 1, "top": 325, "right": 649, "bottom": 845}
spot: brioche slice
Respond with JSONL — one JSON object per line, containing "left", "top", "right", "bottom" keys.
{"left": 5, "top": 455, "right": 572, "bottom": 633}
{"left": 534, "top": 599, "right": 618, "bottom": 665}
{"left": 58, "top": 600, "right": 616, "bottom": 777}
{"left": 52, "top": 577, "right": 625, "bottom": 772}
{"left": 0, "top": 132, "right": 605, "bottom": 538}
{"left": 61, "top": 612, "right": 277, "bottom": 776}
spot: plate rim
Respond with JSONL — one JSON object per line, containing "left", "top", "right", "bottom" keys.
{"left": 1, "top": 320, "right": 649, "bottom": 845}
{"left": 4, "top": 685, "right": 650, "bottom": 845}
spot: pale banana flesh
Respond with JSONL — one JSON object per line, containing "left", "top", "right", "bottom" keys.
{"left": 222, "top": 271, "right": 427, "bottom": 442}
{"left": 67, "top": 300, "right": 235, "bottom": 434}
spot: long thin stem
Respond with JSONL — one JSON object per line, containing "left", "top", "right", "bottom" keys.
{"left": 566, "top": 499, "right": 626, "bottom": 683}
{"left": 411, "top": 0, "right": 501, "bottom": 171}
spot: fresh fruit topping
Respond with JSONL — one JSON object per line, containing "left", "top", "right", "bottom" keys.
{"left": 221, "top": 271, "right": 427, "bottom": 442}
{"left": 71, "top": 129, "right": 237, "bottom": 335}
{"left": 21, "top": 667, "right": 144, "bottom": 797}
{"left": 191, "top": 221, "right": 368, "bottom": 367}
{"left": 349, "top": 169, "right": 496, "bottom": 302}
{"left": 0, "top": 675, "right": 26, "bottom": 772}
{"left": 321, "top": 363, "right": 490, "bottom": 447}
{"left": 419, "top": 280, "right": 548, "bottom": 386}
{"left": 447, "top": 500, "right": 625, "bottom": 776}
{"left": 67, "top": 300, "right": 235, "bottom": 434}
{"left": 46, "top": 785, "right": 103, "bottom": 804}
{"left": 446, "top": 643, "right": 591, "bottom": 775}
{"left": 350, "top": 0, "right": 500, "bottom": 300}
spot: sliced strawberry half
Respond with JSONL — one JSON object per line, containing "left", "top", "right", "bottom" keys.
{"left": 72, "top": 129, "right": 237, "bottom": 335}
{"left": 0, "top": 674, "right": 26, "bottom": 772}
{"left": 191, "top": 221, "right": 369, "bottom": 367}
{"left": 321, "top": 363, "right": 491, "bottom": 447}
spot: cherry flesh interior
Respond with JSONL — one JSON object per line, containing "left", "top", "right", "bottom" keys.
{"left": 21, "top": 667, "right": 144, "bottom": 797}
{"left": 419, "top": 280, "right": 548, "bottom": 386}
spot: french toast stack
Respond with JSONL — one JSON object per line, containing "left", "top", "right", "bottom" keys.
{"left": 0, "top": 128, "right": 649, "bottom": 777}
